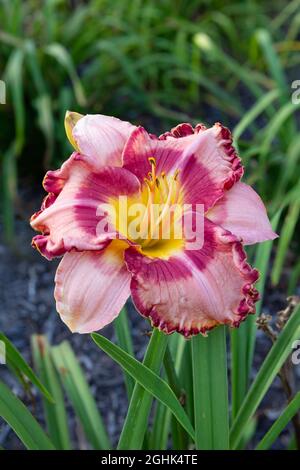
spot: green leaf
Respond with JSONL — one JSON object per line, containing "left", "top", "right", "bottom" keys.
{"left": 179, "top": 340, "right": 194, "bottom": 426}
{"left": 233, "top": 89, "right": 280, "bottom": 145}
{"left": 231, "top": 210, "right": 281, "bottom": 424}
{"left": 24, "top": 40, "right": 54, "bottom": 167}
{"left": 116, "top": 328, "right": 168, "bottom": 449}
{"left": 149, "top": 399, "right": 172, "bottom": 450}
{"left": 163, "top": 343, "right": 188, "bottom": 449}
{"left": 44, "top": 43, "right": 86, "bottom": 106}
{"left": 4, "top": 48, "right": 25, "bottom": 154}
{"left": 31, "top": 335, "right": 71, "bottom": 450}
{"left": 230, "top": 323, "right": 249, "bottom": 425}
{"left": 113, "top": 306, "right": 135, "bottom": 399}
{"left": 255, "top": 29, "right": 287, "bottom": 95}
{"left": 230, "top": 303, "right": 300, "bottom": 449}
{"left": 1, "top": 146, "right": 17, "bottom": 244}
{"left": 193, "top": 33, "right": 267, "bottom": 100}
{"left": 52, "top": 341, "right": 110, "bottom": 450}
{"left": 288, "top": 260, "right": 300, "bottom": 296}
{"left": 256, "top": 392, "right": 300, "bottom": 450}
{"left": 192, "top": 325, "right": 229, "bottom": 449}
{"left": 0, "top": 380, "right": 55, "bottom": 450}
{"left": 272, "top": 202, "right": 300, "bottom": 285}
{"left": 0, "top": 332, "right": 53, "bottom": 403}
{"left": 271, "top": 0, "right": 300, "bottom": 30}
{"left": 91, "top": 330, "right": 195, "bottom": 446}
{"left": 150, "top": 334, "right": 186, "bottom": 450}
{"left": 259, "top": 101, "right": 300, "bottom": 177}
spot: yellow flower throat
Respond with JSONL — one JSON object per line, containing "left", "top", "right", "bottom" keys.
{"left": 109, "top": 157, "right": 184, "bottom": 259}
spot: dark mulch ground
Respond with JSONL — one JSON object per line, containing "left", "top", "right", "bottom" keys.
{"left": 0, "top": 188, "right": 299, "bottom": 450}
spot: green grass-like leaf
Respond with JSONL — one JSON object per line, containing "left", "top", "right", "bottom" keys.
{"left": 91, "top": 331, "right": 195, "bottom": 444}
{"left": 52, "top": 341, "right": 110, "bottom": 450}
{"left": 0, "top": 332, "right": 53, "bottom": 403}
{"left": 0, "top": 380, "right": 55, "bottom": 450}
{"left": 31, "top": 335, "right": 71, "bottom": 450}
{"left": 113, "top": 306, "right": 135, "bottom": 399}
{"left": 192, "top": 325, "right": 229, "bottom": 450}
{"left": 256, "top": 392, "right": 300, "bottom": 450}
{"left": 230, "top": 303, "right": 300, "bottom": 449}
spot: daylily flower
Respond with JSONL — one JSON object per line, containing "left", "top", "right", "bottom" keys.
{"left": 30, "top": 112, "right": 277, "bottom": 337}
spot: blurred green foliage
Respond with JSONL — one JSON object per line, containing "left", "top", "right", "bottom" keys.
{"left": 0, "top": 0, "right": 299, "bottom": 281}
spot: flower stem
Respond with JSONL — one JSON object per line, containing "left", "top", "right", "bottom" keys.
{"left": 117, "top": 328, "right": 168, "bottom": 450}
{"left": 192, "top": 326, "right": 229, "bottom": 450}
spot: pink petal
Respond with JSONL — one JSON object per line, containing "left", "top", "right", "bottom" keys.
{"left": 31, "top": 161, "right": 140, "bottom": 259}
{"left": 122, "top": 123, "right": 243, "bottom": 211}
{"left": 55, "top": 242, "right": 131, "bottom": 333}
{"left": 72, "top": 114, "right": 136, "bottom": 168}
{"left": 122, "top": 126, "right": 187, "bottom": 182}
{"left": 125, "top": 220, "right": 259, "bottom": 337}
{"left": 179, "top": 124, "right": 243, "bottom": 210}
{"left": 207, "top": 182, "right": 278, "bottom": 245}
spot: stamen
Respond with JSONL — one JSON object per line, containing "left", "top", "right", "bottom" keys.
{"left": 139, "top": 159, "right": 181, "bottom": 246}
{"left": 140, "top": 179, "right": 154, "bottom": 239}
{"left": 148, "top": 157, "right": 156, "bottom": 167}
{"left": 159, "top": 173, "right": 169, "bottom": 200}
{"left": 148, "top": 157, "right": 156, "bottom": 185}
{"left": 155, "top": 177, "right": 176, "bottom": 227}
{"left": 173, "top": 170, "right": 180, "bottom": 203}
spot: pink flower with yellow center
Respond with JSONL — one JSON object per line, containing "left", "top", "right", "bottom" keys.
{"left": 30, "top": 112, "right": 277, "bottom": 337}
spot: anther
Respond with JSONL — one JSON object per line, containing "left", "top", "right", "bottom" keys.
{"left": 148, "top": 157, "right": 156, "bottom": 166}
{"left": 174, "top": 169, "right": 180, "bottom": 181}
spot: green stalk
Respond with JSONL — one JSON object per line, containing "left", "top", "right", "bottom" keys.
{"left": 230, "top": 323, "right": 248, "bottom": 423}
{"left": 163, "top": 345, "right": 182, "bottom": 399}
{"left": 117, "top": 328, "right": 168, "bottom": 450}
{"left": 192, "top": 326, "right": 229, "bottom": 450}
{"left": 149, "top": 334, "right": 186, "bottom": 449}
{"left": 163, "top": 345, "right": 188, "bottom": 449}
{"left": 114, "top": 307, "right": 135, "bottom": 399}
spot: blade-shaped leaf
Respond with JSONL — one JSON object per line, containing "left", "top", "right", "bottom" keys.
{"left": 52, "top": 341, "right": 110, "bottom": 450}
{"left": 0, "top": 332, "right": 53, "bottom": 403}
{"left": 4, "top": 48, "right": 25, "bottom": 154}
{"left": 44, "top": 43, "right": 86, "bottom": 106}
{"left": 230, "top": 303, "right": 300, "bottom": 449}
{"left": 272, "top": 201, "right": 300, "bottom": 286}
{"left": 113, "top": 306, "right": 135, "bottom": 399}
{"left": 91, "top": 332, "right": 195, "bottom": 442}
{"left": 31, "top": 335, "right": 71, "bottom": 450}
{"left": 116, "top": 327, "right": 168, "bottom": 449}
{"left": 256, "top": 392, "right": 300, "bottom": 450}
{"left": 0, "top": 380, "right": 55, "bottom": 450}
{"left": 231, "top": 210, "right": 282, "bottom": 423}
{"left": 192, "top": 326, "right": 229, "bottom": 450}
